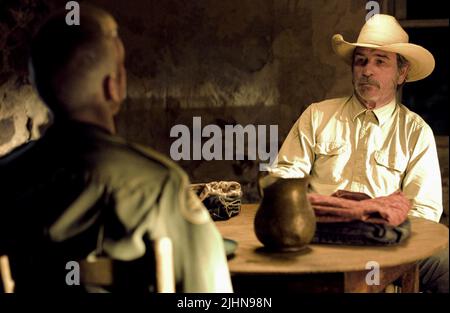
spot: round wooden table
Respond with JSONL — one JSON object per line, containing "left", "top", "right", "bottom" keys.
{"left": 216, "top": 204, "right": 449, "bottom": 293}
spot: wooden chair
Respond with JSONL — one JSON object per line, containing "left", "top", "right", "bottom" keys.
{"left": 80, "top": 237, "right": 175, "bottom": 293}
{"left": 0, "top": 255, "right": 14, "bottom": 293}
{"left": 0, "top": 237, "right": 175, "bottom": 293}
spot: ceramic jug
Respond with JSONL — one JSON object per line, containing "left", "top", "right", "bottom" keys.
{"left": 254, "top": 175, "right": 316, "bottom": 251}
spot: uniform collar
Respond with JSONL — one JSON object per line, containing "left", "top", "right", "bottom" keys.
{"left": 48, "top": 119, "right": 127, "bottom": 145}
{"left": 349, "top": 94, "right": 397, "bottom": 126}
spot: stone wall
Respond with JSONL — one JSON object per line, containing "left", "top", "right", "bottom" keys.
{"left": 0, "top": 0, "right": 52, "bottom": 155}
{"left": 0, "top": 0, "right": 448, "bottom": 222}
{"left": 107, "top": 0, "right": 367, "bottom": 201}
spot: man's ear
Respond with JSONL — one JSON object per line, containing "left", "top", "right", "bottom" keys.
{"left": 103, "top": 74, "right": 120, "bottom": 103}
{"left": 397, "top": 64, "right": 410, "bottom": 85}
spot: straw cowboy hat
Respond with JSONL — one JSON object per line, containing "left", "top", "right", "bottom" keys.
{"left": 332, "top": 14, "right": 435, "bottom": 82}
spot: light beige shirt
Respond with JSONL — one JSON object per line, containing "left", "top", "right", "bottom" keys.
{"left": 270, "top": 95, "right": 443, "bottom": 222}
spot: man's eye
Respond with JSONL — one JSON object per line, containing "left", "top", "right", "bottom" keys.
{"left": 376, "top": 59, "right": 385, "bottom": 65}
{"left": 355, "top": 58, "right": 365, "bottom": 65}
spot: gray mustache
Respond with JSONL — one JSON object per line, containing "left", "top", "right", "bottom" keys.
{"left": 358, "top": 78, "right": 380, "bottom": 88}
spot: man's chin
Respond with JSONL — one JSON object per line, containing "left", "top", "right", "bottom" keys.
{"left": 355, "top": 92, "right": 378, "bottom": 108}
{"left": 361, "top": 95, "right": 377, "bottom": 102}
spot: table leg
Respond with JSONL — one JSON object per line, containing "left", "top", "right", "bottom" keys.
{"left": 400, "top": 263, "right": 420, "bottom": 293}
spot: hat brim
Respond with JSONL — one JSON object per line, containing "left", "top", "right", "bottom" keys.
{"left": 332, "top": 34, "right": 435, "bottom": 82}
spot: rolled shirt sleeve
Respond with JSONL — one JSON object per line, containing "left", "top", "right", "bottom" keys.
{"left": 269, "top": 105, "right": 315, "bottom": 178}
{"left": 402, "top": 124, "right": 443, "bottom": 222}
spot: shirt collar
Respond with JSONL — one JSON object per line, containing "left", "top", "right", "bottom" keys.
{"left": 350, "top": 95, "right": 397, "bottom": 126}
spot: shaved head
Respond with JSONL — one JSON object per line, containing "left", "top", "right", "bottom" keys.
{"left": 30, "top": 4, "right": 125, "bottom": 115}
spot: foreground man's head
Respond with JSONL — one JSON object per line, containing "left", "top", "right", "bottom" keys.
{"left": 29, "top": 4, "right": 127, "bottom": 132}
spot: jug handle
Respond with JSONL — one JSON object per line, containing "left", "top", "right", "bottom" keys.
{"left": 257, "top": 173, "right": 280, "bottom": 198}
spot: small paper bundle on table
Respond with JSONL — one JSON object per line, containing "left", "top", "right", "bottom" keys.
{"left": 190, "top": 181, "right": 242, "bottom": 221}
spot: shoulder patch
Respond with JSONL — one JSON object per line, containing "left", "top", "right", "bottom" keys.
{"left": 130, "top": 142, "right": 211, "bottom": 224}
{"left": 181, "top": 188, "right": 211, "bottom": 225}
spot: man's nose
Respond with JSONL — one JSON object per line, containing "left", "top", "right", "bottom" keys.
{"left": 362, "top": 63, "right": 374, "bottom": 77}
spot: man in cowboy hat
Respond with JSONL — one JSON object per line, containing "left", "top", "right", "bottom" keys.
{"left": 0, "top": 5, "right": 232, "bottom": 292}
{"left": 269, "top": 14, "right": 448, "bottom": 293}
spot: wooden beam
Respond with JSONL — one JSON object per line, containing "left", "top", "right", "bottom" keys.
{"left": 399, "top": 19, "right": 449, "bottom": 28}
{"left": 395, "top": 0, "right": 408, "bottom": 19}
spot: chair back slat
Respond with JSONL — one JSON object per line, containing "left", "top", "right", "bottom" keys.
{"left": 0, "top": 237, "right": 175, "bottom": 293}
{"left": 155, "top": 237, "right": 175, "bottom": 293}
{"left": 0, "top": 255, "right": 15, "bottom": 293}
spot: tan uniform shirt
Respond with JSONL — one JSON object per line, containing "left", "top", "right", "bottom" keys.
{"left": 0, "top": 121, "right": 232, "bottom": 292}
{"left": 270, "top": 95, "right": 443, "bottom": 222}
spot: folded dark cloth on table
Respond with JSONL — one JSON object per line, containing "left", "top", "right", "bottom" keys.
{"left": 312, "top": 218, "right": 411, "bottom": 245}
{"left": 308, "top": 190, "right": 412, "bottom": 245}
{"left": 190, "top": 181, "right": 242, "bottom": 221}
{"left": 307, "top": 190, "right": 411, "bottom": 226}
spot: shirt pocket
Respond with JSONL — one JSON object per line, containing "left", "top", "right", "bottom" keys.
{"left": 313, "top": 142, "right": 349, "bottom": 184}
{"left": 373, "top": 150, "right": 407, "bottom": 173}
{"left": 373, "top": 150, "right": 407, "bottom": 190}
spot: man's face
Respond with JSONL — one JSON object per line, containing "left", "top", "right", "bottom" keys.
{"left": 352, "top": 48, "right": 408, "bottom": 109}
